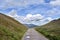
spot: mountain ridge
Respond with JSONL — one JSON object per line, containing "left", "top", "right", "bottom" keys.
{"left": 24, "top": 24, "right": 38, "bottom": 28}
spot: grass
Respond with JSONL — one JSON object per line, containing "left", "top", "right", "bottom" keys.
{"left": 35, "top": 19, "right": 60, "bottom": 40}
{"left": 0, "top": 13, "right": 27, "bottom": 40}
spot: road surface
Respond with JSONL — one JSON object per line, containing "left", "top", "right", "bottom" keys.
{"left": 22, "top": 28, "right": 49, "bottom": 40}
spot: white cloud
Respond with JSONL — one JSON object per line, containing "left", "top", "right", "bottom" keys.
{"left": 24, "top": 14, "right": 44, "bottom": 22}
{"left": 50, "top": 0, "right": 60, "bottom": 6}
{"left": 7, "top": 10, "right": 17, "bottom": 17}
{"left": 0, "top": 0, "right": 44, "bottom": 9}
{"left": 7, "top": 10, "right": 26, "bottom": 23}
{"left": 30, "top": 17, "right": 53, "bottom": 25}
{"left": 47, "top": 17, "right": 53, "bottom": 21}
{"left": 46, "top": 8, "right": 60, "bottom": 16}
{"left": 7, "top": 10, "right": 53, "bottom": 26}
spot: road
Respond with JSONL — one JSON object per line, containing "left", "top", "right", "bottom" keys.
{"left": 22, "top": 28, "right": 49, "bottom": 40}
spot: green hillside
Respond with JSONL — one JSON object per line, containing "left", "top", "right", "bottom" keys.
{"left": 0, "top": 13, "right": 27, "bottom": 40}
{"left": 35, "top": 19, "right": 60, "bottom": 40}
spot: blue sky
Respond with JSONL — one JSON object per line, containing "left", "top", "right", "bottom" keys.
{"left": 0, "top": 0, "right": 60, "bottom": 25}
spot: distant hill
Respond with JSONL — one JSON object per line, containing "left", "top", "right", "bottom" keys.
{"left": 35, "top": 18, "right": 60, "bottom": 40}
{"left": 0, "top": 13, "right": 27, "bottom": 40}
{"left": 25, "top": 24, "right": 37, "bottom": 28}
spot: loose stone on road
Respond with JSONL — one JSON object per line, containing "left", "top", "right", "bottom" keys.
{"left": 22, "top": 28, "right": 49, "bottom": 40}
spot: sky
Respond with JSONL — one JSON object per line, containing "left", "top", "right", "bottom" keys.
{"left": 0, "top": 0, "right": 60, "bottom": 25}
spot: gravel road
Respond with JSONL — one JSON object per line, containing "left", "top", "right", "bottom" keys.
{"left": 22, "top": 28, "right": 49, "bottom": 40}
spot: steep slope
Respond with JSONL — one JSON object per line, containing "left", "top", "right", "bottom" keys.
{"left": 0, "top": 13, "right": 27, "bottom": 40}
{"left": 35, "top": 19, "right": 60, "bottom": 40}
